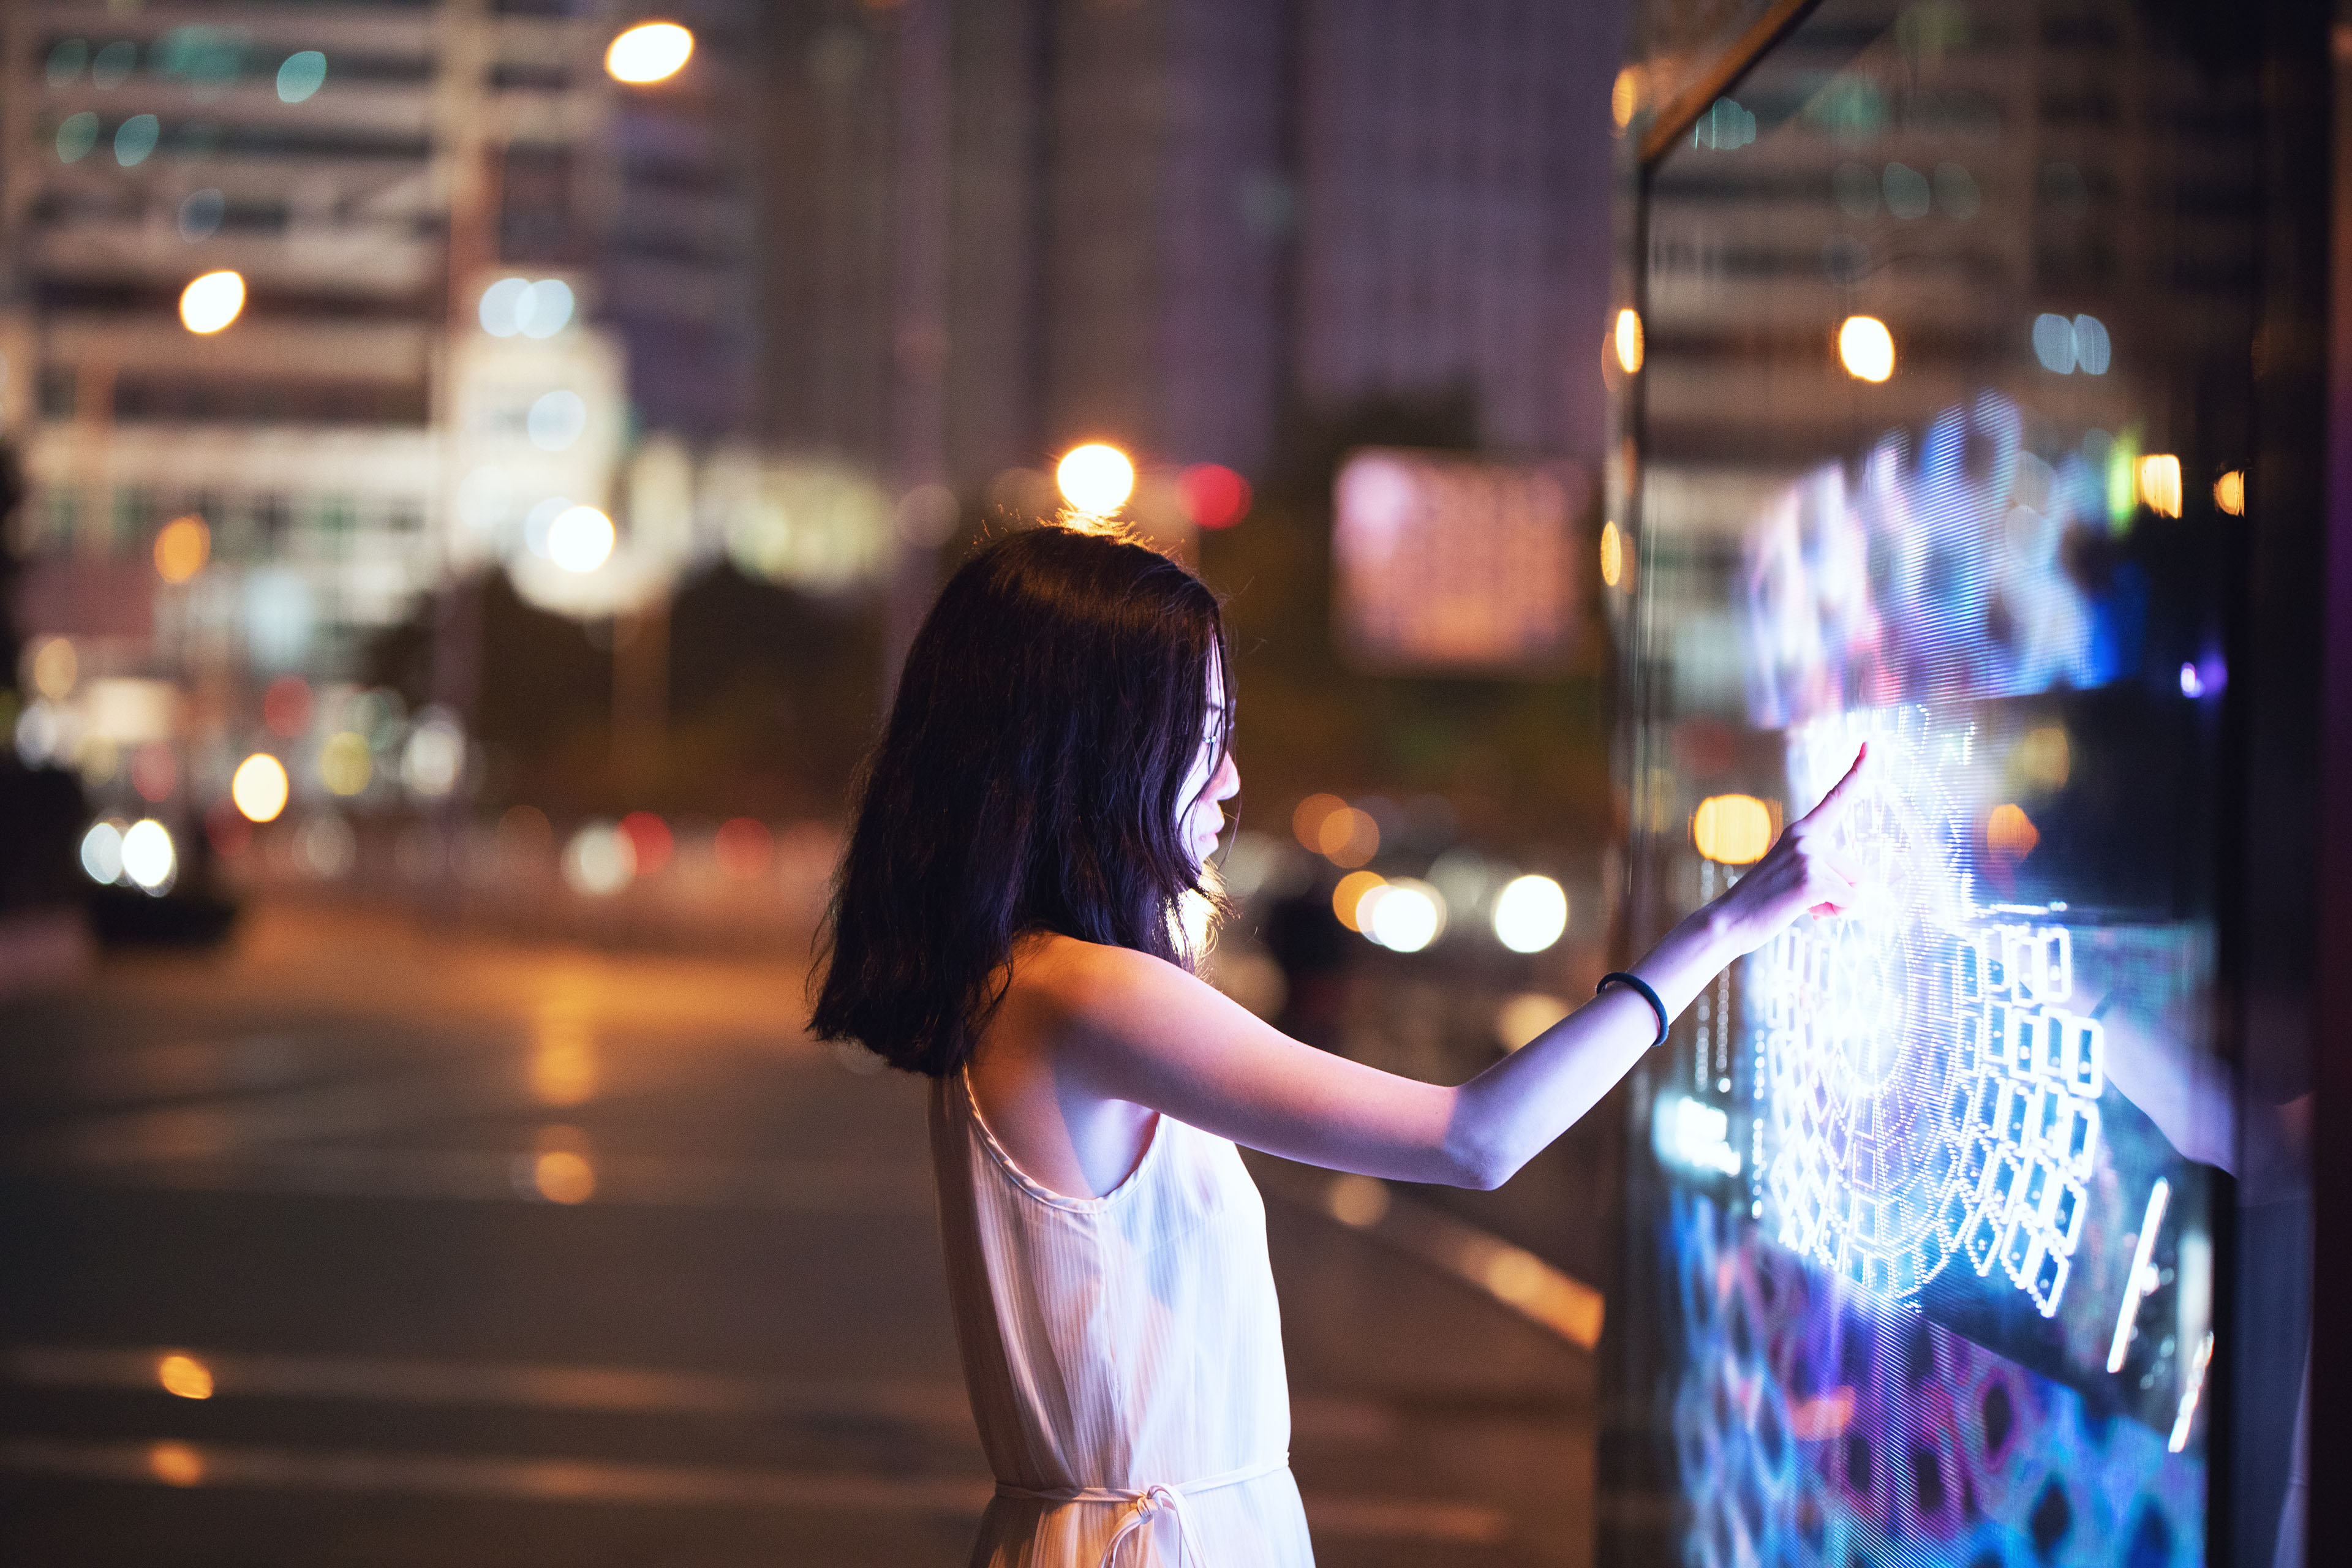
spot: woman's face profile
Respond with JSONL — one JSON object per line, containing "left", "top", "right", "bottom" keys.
{"left": 1177, "top": 655, "right": 1240, "bottom": 872}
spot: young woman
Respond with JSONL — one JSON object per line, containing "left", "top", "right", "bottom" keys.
{"left": 812, "top": 524, "right": 1863, "bottom": 1567}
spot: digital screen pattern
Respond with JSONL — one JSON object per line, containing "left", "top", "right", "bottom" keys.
{"left": 1753, "top": 705, "right": 2103, "bottom": 1321}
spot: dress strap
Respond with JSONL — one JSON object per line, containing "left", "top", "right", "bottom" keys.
{"left": 992, "top": 1454, "right": 1290, "bottom": 1567}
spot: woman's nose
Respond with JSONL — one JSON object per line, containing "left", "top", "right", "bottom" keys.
{"left": 1213, "top": 755, "right": 1241, "bottom": 802}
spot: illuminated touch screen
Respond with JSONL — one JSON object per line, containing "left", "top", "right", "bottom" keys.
{"left": 1613, "top": 0, "right": 2255, "bottom": 1561}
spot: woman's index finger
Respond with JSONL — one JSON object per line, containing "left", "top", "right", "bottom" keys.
{"left": 1801, "top": 741, "right": 1870, "bottom": 826}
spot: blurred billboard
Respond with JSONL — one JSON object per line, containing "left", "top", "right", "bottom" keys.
{"left": 1332, "top": 448, "right": 1589, "bottom": 674}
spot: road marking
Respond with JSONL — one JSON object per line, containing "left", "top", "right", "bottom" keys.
{"left": 0, "top": 1436, "right": 1508, "bottom": 1540}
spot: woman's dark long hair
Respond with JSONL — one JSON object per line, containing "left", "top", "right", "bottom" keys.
{"left": 809, "top": 523, "right": 1233, "bottom": 1077}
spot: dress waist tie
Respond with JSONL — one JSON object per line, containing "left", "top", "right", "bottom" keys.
{"left": 992, "top": 1453, "right": 1289, "bottom": 1567}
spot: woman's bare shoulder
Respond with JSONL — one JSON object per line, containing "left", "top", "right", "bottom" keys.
{"left": 1004, "top": 933, "right": 1199, "bottom": 1030}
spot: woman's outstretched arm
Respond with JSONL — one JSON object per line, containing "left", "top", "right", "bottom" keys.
{"left": 1048, "top": 746, "right": 1868, "bottom": 1189}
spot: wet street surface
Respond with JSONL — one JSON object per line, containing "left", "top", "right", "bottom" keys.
{"left": 0, "top": 901, "right": 1595, "bottom": 1567}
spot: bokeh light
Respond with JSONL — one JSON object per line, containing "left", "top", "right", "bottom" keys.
{"left": 232, "top": 753, "right": 290, "bottom": 822}
{"left": 157, "top": 1354, "right": 214, "bottom": 1400}
{"left": 154, "top": 515, "right": 209, "bottom": 582}
{"left": 121, "top": 819, "right": 177, "bottom": 894}
{"left": 31, "top": 637, "right": 78, "bottom": 701}
{"left": 318, "top": 732, "right": 372, "bottom": 796}
{"left": 1986, "top": 802, "right": 2040, "bottom": 861}
{"left": 1611, "top": 67, "right": 1640, "bottom": 129}
{"left": 179, "top": 270, "right": 246, "bottom": 334}
{"left": 1365, "top": 878, "right": 1444, "bottom": 952}
{"left": 527, "top": 390, "right": 587, "bottom": 451}
{"left": 1838, "top": 315, "right": 1895, "bottom": 382}
{"left": 1614, "top": 307, "right": 1644, "bottom": 374}
{"left": 1493, "top": 874, "right": 1568, "bottom": 953}
{"left": 2136, "top": 454, "right": 2182, "bottom": 519}
{"left": 263, "top": 676, "right": 314, "bottom": 737}
{"left": 548, "top": 506, "right": 616, "bottom": 573}
{"left": 1692, "top": 793, "right": 1773, "bottom": 865}
{"left": 1057, "top": 443, "right": 1135, "bottom": 516}
{"left": 80, "top": 821, "right": 124, "bottom": 884}
{"left": 714, "top": 818, "right": 774, "bottom": 880}
{"left": 619, "top": 812, "right": 674, "bottom": 876}
{"left": 277, "top": 50, "right": 327, "bottom": 102}
{"left": 148, "top": 1441, "right": 204, "bottom": 1488}
{"left": 1599, "top": 520, "right": 1623, "bottom": 589}
{"left": 606, "top": 22, "right": 695, "bottom": 84}
{"left": 562, "top": 823, "right": 635, "bottom": 895}
{"left": 130, "top": 741, "right": 177, "bottom": 804}
{"left": 115, "top": 114, "right": 159, "bottom": 167}
{"left": 533, "top": 1148, "right": 597, "bottom": 1204}
{"left": 1178, "top": 464, "right": 1251, "bottom": 529}
{"left": 478, "top": 277, "right": 575, "bottom": 339}
{"left": 2214, "top": 470, "right": 2245, "bottom": 516}
{"left": 1495, "top": 992, "right": 1571, "bottom": 1051}
{"left": 1332, "top": 870, "right": 1385, "bottom": 932}
{"left": 401, "top": 715, "right": 466, "bottom": 797}
{"left": 56, "top": 112, "right": 99, "bottom": 164}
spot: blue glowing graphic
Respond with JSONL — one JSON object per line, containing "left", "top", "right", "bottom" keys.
{"left": 1743, "top": 392, "right": 2141, "bottom": 730}
{"left": 1751, "top": 706, "right": 2100, "bottom": 1316}
{"left": 1666, "top": 1189, "right": 2203, "bottom": 1567}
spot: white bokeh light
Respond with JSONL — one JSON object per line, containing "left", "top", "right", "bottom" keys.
{"left": 121, "top": 819, "right": 177, "bottom": 894}
{"left": 547, "top": 506, "right": 615, "bottom": 573}
{"left": 527, "top": 390, "right": 588, "bottom": 451}
{"left": 80, "top": 821, "right": 125, "bottom": 884}
{"left": 1493, "top": 874, "right": 1568, "bottom": 953}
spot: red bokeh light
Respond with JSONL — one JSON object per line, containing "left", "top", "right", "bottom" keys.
{"left": 714, "top": 816, "right": 774, "bottom": 880}
{"left": 263, "top": 676, "right": 314, "bottom": 738}
{"left": 206, "top": 797, "right": 252, "bottom": 858}
{"left": 618, "top": 811, "right": 674, "bottom": 876}
{"left": 1177, "top": 464, "right": 1251, "bottom": 529}
{"left": 130, "top": 741, "right": 178, "bottom": 802}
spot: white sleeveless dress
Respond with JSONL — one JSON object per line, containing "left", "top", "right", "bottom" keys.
{"left": 930, "top": 1066, "right": 1314, "bottom": 1567}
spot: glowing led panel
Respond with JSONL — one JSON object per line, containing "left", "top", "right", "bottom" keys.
{"left": 1751, "top": 707, "right": 2100, "bottom": 1317}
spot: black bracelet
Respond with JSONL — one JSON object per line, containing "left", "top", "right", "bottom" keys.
{"left": 1597, "top": 971, "right": 1670, "bottom": 1048}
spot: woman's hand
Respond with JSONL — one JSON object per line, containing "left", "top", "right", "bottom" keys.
{"left": 1701, "top": 742, "right": 1868, "bottom": 959}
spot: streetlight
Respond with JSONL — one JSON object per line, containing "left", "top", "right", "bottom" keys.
{"left": 606, "top": 22, "right": 694, "bottom": 84}
{"left": 1057, "top": 443, "right": 1135, "bottom": 516}
{"left": 179, "top": 270, "right": 245, "bottom": 334}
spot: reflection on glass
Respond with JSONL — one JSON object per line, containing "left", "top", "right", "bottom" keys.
{"left": 1615, "top": 0, "right": 2284, "bottom": 1560}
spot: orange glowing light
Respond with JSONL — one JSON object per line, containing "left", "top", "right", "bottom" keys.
{"left": 1332, "top": 870, "right": 1387, "bottom": 932}
{"left": 149, "top": 1441, "right": 205, "bottom": 1487}
{"left": 154, "top": 515, "right": 209, "bottom": 583}
{"left": 1178, "top": 463, "right": 1252, "bottom": 529}
{"left": 1838, "top": 316, "right": 1896, "bottom": 382}
{"left": 534, "top": 1150, "right": 595, "bottom": 1204}
{"left": 2214, "top": 470, "right": 2245, "bottom": 516}
{"left": 1987, "top": 802, "right": 2041, "bottom": 861}
{"left": 714, "top": 816, "right": 774, "bottom": 880}
{"left": 1613, "top": 308, "right": 1644, "bottom": 375}
{"left": 1692, "top": 794, "right": 1774, "bottom": 865}
{"left": 618, "top": 811, "right": 674, "bottom": 876}
{"left": 2136, "top": 454, "right": 2182, "bottom": 519}
{"left": 1291, "top": 794, "right": 1347, "bottom": 853}
{"left": 1611, "top": 67, "right": 1642, "bottom": 130}
{"left": 157, "top": 1354, "right": 214, "bottom": 1400}
{"left": 1316, "top": 806, "right": 1379, "bottom": 868}
{"left": 1599, "top": 521, "right": 1624, "bottom": 589}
